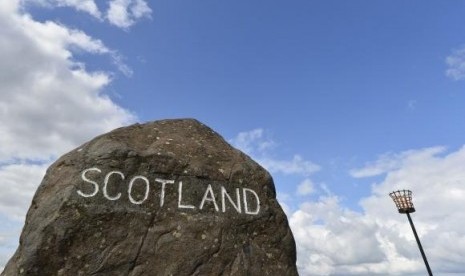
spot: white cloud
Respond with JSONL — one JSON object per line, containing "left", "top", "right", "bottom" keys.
{"left": 107, "top": 0, "right": 152, "bottom": 29}
{"left": 350, "top": 147, "right": 445, "bottom": 178}
{"left": 291, "top": 196, "right": 387, "bottom": 275}
{"left": 0, "top": 218, "right": 23, "bottom": 274}
{"left": 0, "top": 1, "right": 138, "bottom": 269}
{"left": 229, "top": 128, "right": 275, "bottom": 156}
{"left": 32, "top": 0, "right": 102, "bottom": 18}
{"left": 260, "top": 155, "right": 320, "bottom": 176}
{"left": 23, "top": 0, "right": 152, "bottom": 29}
{"left": 297, "top": 178, "right": 315, "bottom": 196}
{"left": 446, "top": 47, "right": 465, "bottom": 80}
{"left": 111, "top": 52, "right": 134, "bottom": 77}
{"left": 0, "top": 3, "right": 135, "bottom": 162}
{"left": 0, "top": 0, "right": 19, "bottom": 13}
{"left": 292, "top": 145, "right": 465, "bottom": 275}
{"left": 230, "top": 129, "right": 319, "bottom": 177}
{"left": 0, "top": 164, "right": 49, "bottom": 220}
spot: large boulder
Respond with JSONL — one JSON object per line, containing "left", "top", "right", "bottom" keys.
{"left": 2, "top": 119, "right": 298, "bottom": 276}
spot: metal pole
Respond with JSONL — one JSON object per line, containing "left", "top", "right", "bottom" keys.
{"left": 406, "top": 212, "right": 433, "bottom": 276}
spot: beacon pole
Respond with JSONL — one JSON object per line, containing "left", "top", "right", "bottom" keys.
{"left": 389, "top": 190, "right": 433, "bottom": 276}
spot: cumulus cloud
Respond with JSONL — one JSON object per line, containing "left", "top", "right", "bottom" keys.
{"left": 349, "top": 147, "right": 445, "bottom": 178}
{"left": 291, "top": 196, "right": 387, "bottom": 275}
{"left": 229, "top": 128, "right": 275, "bottom": 156}
{"left": 230, "top": 129, "right": 320, "bottom": 177}
{"left": 297, "top": 179, "right": 315, "bottom": 196}
{"left": 446, "top": 47, "right": 465, "bottom": 80}
{"left": 0, "top": 2, "right": 134, "bottom": 162}
{"left": 31, "top": 0, "right": 102, "bottom": 18}
{"left": 24, "top": 0, "right": 152, "bottom": 29}
{"left": 260, "top": 155, "right": 320, "bottom": 176}
{"left": 292, "top": 145, "right": 465, "bottom": 275}
{"left": 0, "top": 1, "right": 138, "bottom": 270}
{"left": 0, "top": 164, "right": 49, "bottom": 220}
{"left": 0, "top": 0, "right": 138, "bottom": 222}
{"left": 107, "top": 0, "right": 152, "bottom": 29}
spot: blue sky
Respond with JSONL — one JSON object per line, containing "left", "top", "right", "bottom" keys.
{"left": 1, "top": 1, "right": 465, "bottom": 275}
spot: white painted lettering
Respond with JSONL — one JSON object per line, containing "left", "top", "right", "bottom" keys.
{"left": 77, "top": 167, "right": 261, "bottom": 215}
{"left": 221, "top": 186, "right": 242, "bottom": 213}
{"left": 78, "top": 167, "right": 101, "bottom": 198}
{"left": 200, "top": 184, "right": 219, "bottom": 212}
{"left": 103, "top": 171, "right": 124, "bottom": 200}
{"left": 178, "top": 181, "right": 195, "bottom": 209}
{"left": 243, "top": 188, "right": 260, "bottom": 215}
{"left": 155, "top": 178, "right": 174, "bottom": 207}
{"left": 128, "top": 176, "right": 149, "bottom": 205}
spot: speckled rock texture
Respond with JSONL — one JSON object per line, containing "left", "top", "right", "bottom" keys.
{"left": 2, "top": 119, "right": 298, "bottom": 276}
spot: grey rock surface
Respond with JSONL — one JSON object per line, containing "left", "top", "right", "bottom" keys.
{"left": 2, "top": 119, "right": 298, "bottom": 276}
